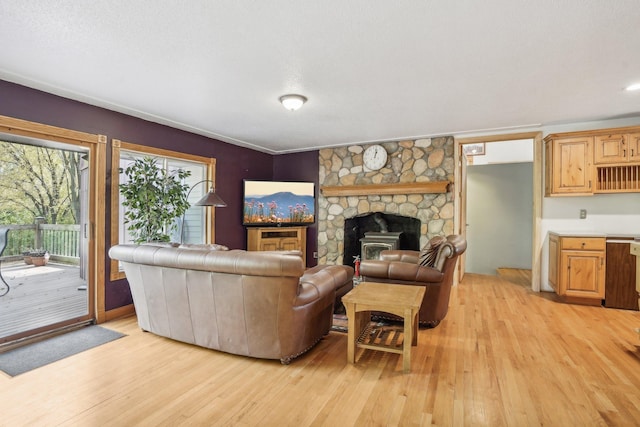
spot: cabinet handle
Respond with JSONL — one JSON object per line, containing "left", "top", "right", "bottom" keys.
{"left": 624, "top": 149, "right": 626, "bottom": 157}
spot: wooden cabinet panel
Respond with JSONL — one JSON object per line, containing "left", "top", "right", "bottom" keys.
{"left": 546, "top": 136, "right": 593, "bottom": 195}
{"left": 280, "top": 238, "right": 301, "bottom": 252}
{"left": 628, "top": 132, "right": 640, "bottom": 162}
{"left": 594, "top": 132, "right": 640, "bottom": 164}
{"left": 561, "top": 237, "right": 606, "bottom": 251}
{"left": 562, "top": 251, "right": 605, "bottom": 298}
{"left": 260, "top": 241, "right": 279, "bottom": 251}
{"left": 594, "top": 134, "right": 626, "bottom": 164}
{"left": 549, "top": 233, "right": 605, "bottom": 304}
{"left": 246, "top": 226, "right": 307, "bottom": 266}
{"left": 605, "top": 242, "right": 638, "bottom": 310}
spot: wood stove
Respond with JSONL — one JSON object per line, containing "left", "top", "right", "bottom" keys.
{"left": 360, "top": 231, "right": 403, "bottom": 261}
{"left": 343, "top": 212, "right": 420, "bottom": 267}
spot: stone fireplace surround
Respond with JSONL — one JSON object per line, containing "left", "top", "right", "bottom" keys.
{"left": 318, "top": 137, "right": 455, "bottom": 266}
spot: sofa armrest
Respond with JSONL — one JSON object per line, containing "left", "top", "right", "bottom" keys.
{"left": 295, "top": 275, "right": 334, "bottom": 307}
{"left": 360, "top": 260, "right": 444, "bottom": 283}
{"left": 295, "top": 265, "right": 354, "bottom": 306}
{"left": 379, "top": 250, "right": 420, "bottom": 264}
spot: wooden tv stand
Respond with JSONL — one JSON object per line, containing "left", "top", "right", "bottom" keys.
{"left": 246, "top": 226, "right": 307, "bottom": 264}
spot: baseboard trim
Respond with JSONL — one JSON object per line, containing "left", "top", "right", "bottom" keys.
{"left": 102, "top": 304, "right": 135, "bottom": 322}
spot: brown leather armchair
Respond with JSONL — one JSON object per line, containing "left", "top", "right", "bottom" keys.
{"left": 359, "top": 234, "right": 467, "bottom": 327}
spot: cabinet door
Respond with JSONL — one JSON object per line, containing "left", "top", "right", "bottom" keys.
{"left": 280, "top": 238, "right": 300, "bottom": 251}
{"left": 627, "top": 132, "right": 640, "bottom": 162}
{"left": 551, "top": 137, "right": 593, "bottom": 194}
{"left": 259, "top": 240, "right": 280, "bottom": 251}
{"left": 594, "top": 134, "right": 626, "bottom": 164}
{"left": 562, "top": 251, "right": 605, "bottom": 299}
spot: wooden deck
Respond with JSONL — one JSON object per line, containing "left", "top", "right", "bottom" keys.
{"left": 0, "top": 261, "right": 88, "bottom": 340}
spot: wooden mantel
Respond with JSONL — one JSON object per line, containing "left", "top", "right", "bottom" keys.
{"left": 320, "top": 181, "right": 451, "bottom": 197}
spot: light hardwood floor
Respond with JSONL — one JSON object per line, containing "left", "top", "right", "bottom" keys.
{"left": 0, "top": 272, "right": 639, "bottom": 426}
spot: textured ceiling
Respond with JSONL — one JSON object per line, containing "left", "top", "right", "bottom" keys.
{"left": 1, "top": 1, "right": 639, "bottom": 154}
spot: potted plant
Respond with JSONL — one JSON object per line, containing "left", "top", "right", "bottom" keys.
{"left": 23, "top": 250, "right": 33, "bottom": 265}
{"left": 28, "top": 249, "right": 50, "bottom": 266}
{"left": 119, "top": 156, "right": 192, "bottom": 244}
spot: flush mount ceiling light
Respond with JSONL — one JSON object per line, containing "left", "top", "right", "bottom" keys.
{"left": 625, "top": 83, "right": 640, "bottom": 91}
{"left": 279, "top": 94, "right": 307, "bottom": 111}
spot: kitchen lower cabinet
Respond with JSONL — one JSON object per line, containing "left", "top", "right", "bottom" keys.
{"left": 549, "top": 233, "right": 605, "bottom": 305}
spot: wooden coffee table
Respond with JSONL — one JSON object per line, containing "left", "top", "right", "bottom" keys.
{"left": 341, "top": 281, "right": 425, "bottom": 373}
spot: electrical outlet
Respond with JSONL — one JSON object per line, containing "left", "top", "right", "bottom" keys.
{"left": 313, "top": 251, "right": 318, "bottom": 258}
{"left": 580, "top": 209, "right": 587, "bottom": 219}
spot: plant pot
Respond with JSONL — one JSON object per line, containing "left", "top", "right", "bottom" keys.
{"left": 31, "top": 254, "right": 50, "bottom": 267}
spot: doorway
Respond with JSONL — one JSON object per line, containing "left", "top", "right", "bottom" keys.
{"left": 455, "top": 132, "right": 543, "bottom": 290}
{"left": 0, "top": 115, "right": 107, "bottom": 346}
{"left": 0, "top": 139, "right": 92, "bottom": 343}
{"left": 465, "top": 140, "right": 533, "bottom": 274}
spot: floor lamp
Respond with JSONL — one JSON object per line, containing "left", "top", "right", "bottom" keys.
{"left": 180, "top": 179, "right": 227, "bottom": 244}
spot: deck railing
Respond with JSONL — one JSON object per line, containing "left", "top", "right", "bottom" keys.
{"left": 0, "top": 219, "right": 81, "bottom": 264}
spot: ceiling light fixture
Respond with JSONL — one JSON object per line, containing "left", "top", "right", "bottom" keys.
{"left": 625, "top": 83, "right": 640, "bottom": 91}
{"left": 279, "top": 94, "right": 307, "bottom": 111}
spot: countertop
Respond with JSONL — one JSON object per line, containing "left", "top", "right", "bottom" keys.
{"left": 549, "top": 231, "right": 640, "bottom": 241}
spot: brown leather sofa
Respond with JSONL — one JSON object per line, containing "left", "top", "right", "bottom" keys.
{"left": 109, "top": 244, "right": 353, "bottom": 364}
{"left": 359, "top": 234, "right": 467, "bottom": 327}
{"left": 302, "top": 264, "right": 354, "bottom": 311}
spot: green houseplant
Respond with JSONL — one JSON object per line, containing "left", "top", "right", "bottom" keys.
{"left": 119, "top": 156, "right": 191, "bottom": 243}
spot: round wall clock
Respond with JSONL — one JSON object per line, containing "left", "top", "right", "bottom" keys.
{"left": 362, "top": 145, "right": 388, "bottom": 171}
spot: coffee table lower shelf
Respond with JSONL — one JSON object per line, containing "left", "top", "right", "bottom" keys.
{"left": 356, "top": 323, "right": 405, "bottom": 355}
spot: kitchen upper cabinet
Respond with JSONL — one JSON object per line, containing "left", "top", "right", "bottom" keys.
{"left": 627, "top": 132, "right": 640, "bottom": 162}
{"left": 594, "top": 132, "right": 640, "bottom": 164}
{"left": 545, "top": 136, "right": 593, "bottom": 196}
{"left": 545, "top": 126, "right": 640, "bottom": 196}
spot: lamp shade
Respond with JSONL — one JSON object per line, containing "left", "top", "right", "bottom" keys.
{"left": 279, "top": 94, "right": 307, "bottom": 111}
{"left": 194, "top": 188, "right": 227, "bottom": 207}
{"left": 180, "top": 181, "right": 226, "bottom": 243}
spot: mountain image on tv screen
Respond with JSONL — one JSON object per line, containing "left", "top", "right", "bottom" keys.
{"left": 243, "top": 181, "right": 315, "bottom": 225}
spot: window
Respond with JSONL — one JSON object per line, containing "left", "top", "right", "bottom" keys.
{"left": 110, "top": 139, "right": 217, "bottom": 281}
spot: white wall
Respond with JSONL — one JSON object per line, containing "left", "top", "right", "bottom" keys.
{"left": 471, "top": 139, "right": 534, "bottom": 165}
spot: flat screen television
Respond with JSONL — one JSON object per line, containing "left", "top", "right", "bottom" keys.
{"left": 243, "top": 180, "right": 315, "bottom": 226}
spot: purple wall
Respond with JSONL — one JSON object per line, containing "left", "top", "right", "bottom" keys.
{"left": 273, "top": 151, "right": 320, "bottom": 267}
{"left": 0, "top": 80, "right": 282, "bottom": 310}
